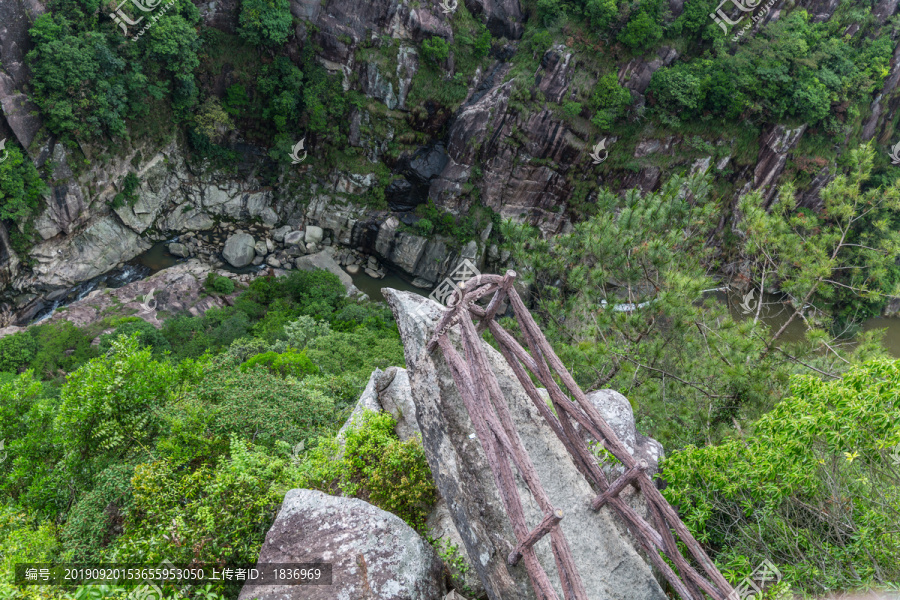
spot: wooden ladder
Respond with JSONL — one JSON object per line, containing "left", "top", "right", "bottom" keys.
{"left": 424, "top": 271, "right": 735, "bottom": 600}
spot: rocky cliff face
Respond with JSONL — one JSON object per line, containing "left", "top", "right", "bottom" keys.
{"left": 3, "top": 0, "right": 900, "bottom": 323}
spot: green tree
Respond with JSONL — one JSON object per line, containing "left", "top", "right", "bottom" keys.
{"left": 740, "top": 144, "right": 900, "bottom": 342}
{"left": 504, "top": 162, "right": 893, "bottom": 448}
{"left": 238, "top": 0, "right": 293, "bottom": 46}
{"left": 662, "top": 359, "right": 900, "bottom": 593}
{"left": 617, "top": 11, "right": 662, "bottom": 50}
{"left": 55, "top": 335, "right": 201, "bottom": 486}
{"left": 0, "top": 145, "right": 48, "bottom": 224}
{"left": 585, "top": 0, "right": 618, "bottom": 30}
{"left": 589, "top": 73, "right": 632, "bottom": 130}
{"left": 421, "top": 36, "right": 451, "bottom": 66}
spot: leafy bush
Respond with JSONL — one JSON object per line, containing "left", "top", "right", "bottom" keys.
{"left": 585, "top": 0, "right": 618, "bottom": 29}
{"left": 194, "top": 97, "right": 235, "bottom": 140}
{"left": 60, "top": 464, "right": 135, "bottom": 561}
{"left": 663, "top": 359, "right": 900, "bottom": 593}
{"left": 205, "top": 272, "right": 236, "bottom": 295}
{"left": 617, "top": 11, "right": 662, "bottom": 49}
{"left": 109, "top": 173, "right": 141, "bottom": 210}
{"left": 590, "top": 73, "right": 632, "bottom": 129}
{"left": 295, "top": 411, "right": 436, "bottom": 532}
{"left": 238, "top": 0, "right": 293, "bottom": 46}
{"left": 240, "top": 348, "right": 319, "bottom": 379}
{"left": 183, "top": 364, "right": 338, "bottom": 452}
{"left": 420, "top": 36, "right": 451, "bottom": 66}
{"left": 0, "top": 145, "right": 49, "bottom": 224}
{"left": 29, "top": 321, "right": 97, "bottom": 379}
{"left": 113, "top": 438, "right": 286, "bottom": 568}
{"left": 0, "top": 507, "right": 61, "bottom": 600}
{"left": 283, "top": 315, "right": 333, "bottom": 349}
{"left": 98, "top": 321, "right": 171, "bottom": 355}
{"left": 329, "top": 303, "right": 396, "bottom": 333}
{"left": 0, "top": 330, "right": 39, "bottom": 374}
{"left": 56, "top": 336, "right": 202, "bottom": 488}
{"left": 415, "top": 218, "right": 434, "bottom": 236}
{"left": 307, "top": 328, "right": 405, "bottom": 384}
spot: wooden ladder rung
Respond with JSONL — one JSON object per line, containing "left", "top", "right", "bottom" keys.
{"left": 508, "top": 509, "right": 564, "bottom": 566}
{"left": 590, "top": 460, "right": 648, "bottom": 511}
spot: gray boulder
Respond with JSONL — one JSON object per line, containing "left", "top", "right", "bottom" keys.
{"left": 168, "top": 242, "right": 189, "bottom": 258}
{"left": 305, "top": 225, "right": 325, "bottom": 244}
{"left": 383, "top": 289, "right": 668, "bottom": 600}
{"left": 238, "top": 489, "right": 446, "bottom": 600}
{"left": 585, "top": 389, "right": 664, "bottom": 477}
{"left": 284, "top": 230, "right": 304, "bottom": 246}
{"left": 272, "top": 225, "right": 292, "bottom": 242}
{"left": 222, "top": 233, "right": 256, "bottom": 268}
{"left": 254, "top": 240, "right": 269, "bottom": 257}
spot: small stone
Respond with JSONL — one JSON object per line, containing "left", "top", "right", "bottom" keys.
{"left": 266, "top": 238, "right": 274, "bottom": 253}
{"left": 364, "top": 268, "right": 379, "bottom": 278}
{"left": 254, "top": 240, "right": 268, "bottom": 257}
{"left": 266, "top": 255, "right": 281, "bottom": 268}
{"left": 252, "top": 256, "right": 264, "bottom": 266}
{"left": 306, "top": 242, "right": 317, "bottom": 253}
{"left": 345, "top": 264, "right": 361, "bottom": 275}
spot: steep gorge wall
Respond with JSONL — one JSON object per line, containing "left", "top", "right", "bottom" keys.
{"left": 2, "top": 0, "right": 900, "bottom": 324}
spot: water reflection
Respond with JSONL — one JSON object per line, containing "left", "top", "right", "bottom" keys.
{"left": 719, "top": 288, "right": 900, "bottom": 358}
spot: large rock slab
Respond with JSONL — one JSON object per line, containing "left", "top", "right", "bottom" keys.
{"left": 222, "top": 232, "right": 256, "bottom": 268}
{"left": 238, "top": 489, "right": 446, "bottom": 600}
{"left": 384, "top": 289, "right": 668, "bottom": 600}
{"left": 294, "top": 248, "right": 361, "bottom": 296}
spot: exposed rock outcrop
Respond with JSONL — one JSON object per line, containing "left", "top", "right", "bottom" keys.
{"left": 384, "top": 289, "right": 668, "bottom": 600}
{"left": 752, "top": 124, "right": 807, "bottom": 205}
{"left": 238, "top": 489, "right": 446, "bottom": 600}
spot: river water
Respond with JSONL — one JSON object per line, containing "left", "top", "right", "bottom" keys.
{"left": 718, "top": 289, "right": 900, "bottom": 358}
{"left": 33, "top": 241, "right": 900, "bottom": 358}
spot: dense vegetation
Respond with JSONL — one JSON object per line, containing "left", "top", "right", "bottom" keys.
{"left": 0, "top": 269, "right": 429, "bottom": 600}
{"left": 2, "top": 0, "right": 900, "bottom": 596}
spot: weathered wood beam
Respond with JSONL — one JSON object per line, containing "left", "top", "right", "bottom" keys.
{"left": 508, "top": 509, "right": 564, "bottom": 566}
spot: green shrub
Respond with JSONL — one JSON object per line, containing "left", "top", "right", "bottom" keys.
{"left": 307, "top": 328, "right": 405, "bottom": 384}
{"left": 238, "top": 0, "right": 293, "bottom": 46}
{"left": 586, "top": 0, "right": 618, "bottom": 29}
{"left": 590, "top": 73, "right": 632, "bottom": 130}
{"left": 56, "top": 335, "right": 202, "bottom": 489}
{"left": 0, "top": 144, "right": 48, "bottom": 224}
{"left": 662, "top": 359, "right": 900, "bottom": 593}
{"left": 283, "top": 315, "right": 333, "bottom": 349}
{"left": 295, "top": 411, "right": 436, "bottom": 532}
{"left": 561, "top": 101, "right": 582, "bottom": 119}
{"left": 205, "top": 272, "right": 236, "bottom": 295}
{"left": 29, "top": 321, "right": 97, "bottom": 379}
{"left": 416, "top": 218, "right": 434, "bottom": 236}
{"left": 329, "top": 303, "right": 396, "bottom": 333}
{"left": 421, "top": 36, "right": 451, "bottom": 66}
{"left": 110, "top": 173, "right": 140, "bottom": 210}
{"left": 0, "top": 507, "right": 61, "bottom": 600}
{"left": 60, "top": 464, "right": 135, "bottom": 561}
{"left": 0, "top": 330, "right": 38, "bottom": 374}
{"left": 112, "top": 437, "right": 286, "bottom": 569}
{"left": 98, "top": 321, "right": 171, "bottom": 355}
{"left": 617, "top": 11, "right": 662, "bottom": 50}
{"left": 183, "top": 364, "right": 338, "bottom": 452}
{"left": 240, "top": 348, "right": 319, "bottom": 379}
